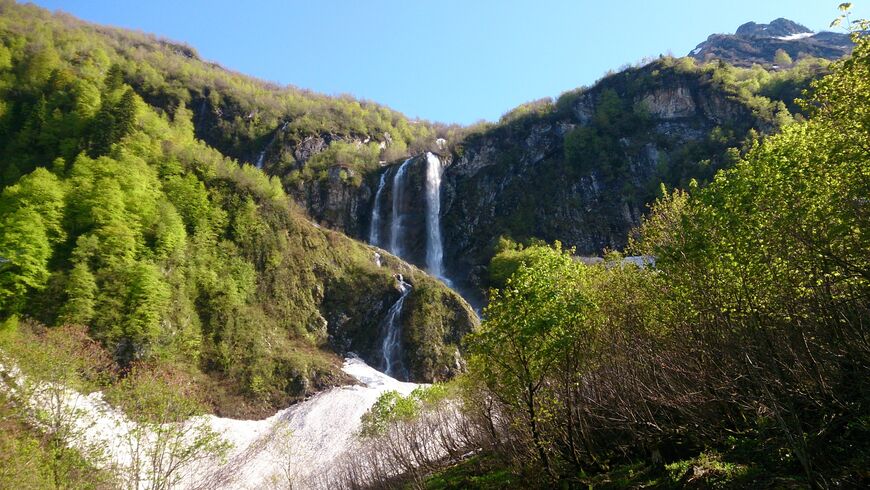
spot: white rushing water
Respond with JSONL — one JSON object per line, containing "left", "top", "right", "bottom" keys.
{"left": 389, "top": 157, "right": 413, "bottom": 256}
{"left": 255, "top": 150, "right": 266, "bottom": 169}
{"left": 369, "top": 169, "right": 389, "bottom": 247}
{"left": 380, "top": 275, "right": 412, "bottom": 380}
{"left": 424, "top": 152, "right": 446, "bottom": 280}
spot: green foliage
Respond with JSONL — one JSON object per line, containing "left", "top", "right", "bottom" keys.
{"left": 58, "top": 262, "right": 97, "bottom": 325}
{"left": 360, "top": 384, "right": 451, "bottom": 437}
{"left": 665, "top": 451, "right": 750, "bottom": 486}
{"left": 422, "top": 455, "right": 520, "bottom": 490}
{"left": 460, "top": 32, "right": 870, "bottom": 486}
{"left": 773, "top": 48, "right": 793, "bottom": 67}
{"left": 0, "top": 323, "right": 117, "bottom": 489}
{"left": 499, "top": 98, "right": 554, "bottom": 125}
{"left": 0, "top": 206, "right": 52, "bottom": 314}
{"left": 0, "top": 0, "right": 472, "bottom": 418}
{"left": 562, "top": 88, "right": 651, "bottom": 179}
{"left": 0, "top": 391, "right": 114, "bottom": 490}
{"left": 468, "top": 243, "right": 594, "bottom": 474}
{"left": 297, "top": 139, "right": 381, "bottom": 186}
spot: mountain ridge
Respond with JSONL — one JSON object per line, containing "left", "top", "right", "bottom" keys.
{"left": 690, "top": 17, "right": 853, "bottom": 66}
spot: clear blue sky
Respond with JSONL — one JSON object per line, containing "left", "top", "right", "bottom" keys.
{"left": 25, "top": 0, "right": 868, "bottom": 125}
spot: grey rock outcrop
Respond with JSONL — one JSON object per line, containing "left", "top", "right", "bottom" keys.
{"left": 689, "top": 18, "right": 852, "bottom": 67}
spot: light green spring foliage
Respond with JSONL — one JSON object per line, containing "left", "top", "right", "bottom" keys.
{"left": 464, "top": 23, "right": 870, "bottom": 486}
{"left": 360, "top": 384, "right": 450, "bottom": 437}
{"left": 106, "top": 366, "right": 232, "bottom": 489}
{"left": 634, "top": 27, "right": 870, "bottom": 323}
{"left": 290, "top": 139, "right": 382, "bottom": 186}
{"left": 0, "top": 1, "right": 471, "bottom": 412}
{"left": 0, "top": 325, "right": 118, "bottom": 489}
{"left": 0, "top": 0, "right": 460, "bottom": 186}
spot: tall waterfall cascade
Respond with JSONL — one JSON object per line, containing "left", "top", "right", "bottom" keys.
{"left": 367, "top": 154, "right": 456, "bottom": 379}
{"left": 389, "top": 157, "right": 413, "bottom": 256}
{"left": 369, "top": 170, "right": 389, "bottom": 247}
{"left": 380, "top": 275, "right": 412, "bottom": 379}
{"left": 370, "top": 153, "right": 449, "bottom": 281}
{"left": 424, "top": 152, "right": 446, "bottom": 281}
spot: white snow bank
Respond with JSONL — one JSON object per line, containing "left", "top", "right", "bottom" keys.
{"left": 197, "top": 356, "right": 420, "bottom": 488}
{"left": 777, "top": 32, "right": 814, "bottom": 41}
{"left": 3, "top": 356, "right": 421, "bottom": 489}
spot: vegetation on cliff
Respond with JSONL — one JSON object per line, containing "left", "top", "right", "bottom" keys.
{"left": 347, "top": 21, "right": 870, "bottom": 488}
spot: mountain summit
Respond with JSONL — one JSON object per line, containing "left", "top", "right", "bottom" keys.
{"left": 734, "top": 18, "right": 812, "bottom": 38}
{"left": 690, "top": 18, "right": 852, "bottom": 66}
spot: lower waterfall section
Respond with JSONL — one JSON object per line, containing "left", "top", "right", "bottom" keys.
{"left": 380, "top": 274, "right": 412, "bottom": 380}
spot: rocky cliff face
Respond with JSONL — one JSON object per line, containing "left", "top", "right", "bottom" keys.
{"left": 433, "top": 65, "right": 758, "bottom": 296}
{"left": 690, "top": 18, "right": 852, "bottom": 67}
{"left": 290, "top": 161, "right": 373, "bottom": 238}
{"left": 263, "top": 62, "right": 775, "bottom": 302}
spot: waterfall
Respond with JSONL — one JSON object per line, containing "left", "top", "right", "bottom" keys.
{"left": 380, "top": 275, "right": 412, "bottom": 379}
{"left": 254, "top": 122, "right": 287, "bottom": 170}
{"left": 389, "top": 157, "right": 413, "bottom": 256}
{"left": 369, "top": 169, "right": 389, "bottom": 247}
{"left": 424, "top": 152, "right": 446, "bottom": 280}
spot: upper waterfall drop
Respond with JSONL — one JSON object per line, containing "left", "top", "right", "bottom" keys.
{"left": 369, "top": 169, "right": 389, "bottom": 247}
{"left": 424, "top": 152, "right": 446, "bottom": 281}
{"left": 389, "top": 157, "right": 413, "bottom": 256}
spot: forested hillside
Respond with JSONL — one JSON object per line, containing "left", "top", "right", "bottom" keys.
{"left": 0, "top": 1, "right": 457, "bottom": 187}
{"left": 0, "top": 0, "right": 475, "bottom": 423}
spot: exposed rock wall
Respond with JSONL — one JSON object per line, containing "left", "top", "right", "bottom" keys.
{"left": 266, "top": 64, "right": 766, "bottom": 302}
{"left": 436, "top": 66, "right": 758, "bottom": 296}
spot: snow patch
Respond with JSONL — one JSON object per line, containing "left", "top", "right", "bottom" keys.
{"left": 3, "top": 357, "right": 421, "bottom": 489}
{"left": 200, "top": 357, "right": 420, "bottom": 488}
{"left": 777, "top": 32, "right": 814, "bottom": 41}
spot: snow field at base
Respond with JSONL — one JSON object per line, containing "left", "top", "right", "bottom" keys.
{"left": 199, "top": 357, "right": 420, "bottom": 488}
{"left": 2, "top": 356, "right": 420, "bottom": 489}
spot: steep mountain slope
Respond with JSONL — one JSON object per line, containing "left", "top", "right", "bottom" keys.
{"left": 272, "top": 29, "right": 844, "bottom": 299}
{"left": 290, "top": 56, "right": 830, "bottom": 299}
{"left": 690, "top": 18, "right": 853, "bottom": 67}
{"left": 46, "top": 11, "right": 836, "bottom": 302}
{"left": 0, "top": 1, "right": 475, "bottom": 417}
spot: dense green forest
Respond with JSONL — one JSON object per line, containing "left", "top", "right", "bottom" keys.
{"left": 0, "top": 0, "right": 473, "bottom": 421}
{"left": 0, "top": 1, "right": 464, "bottom": 189}
{"left": 336, "top": 22, "right": 870, "bottom": 489}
